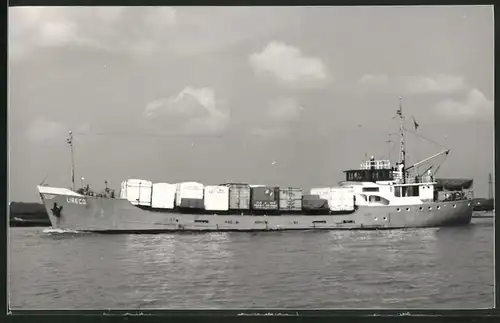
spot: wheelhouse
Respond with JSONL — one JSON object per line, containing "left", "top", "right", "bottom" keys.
{"left": 343, "top": 159, "right": 394, "bottom": 183}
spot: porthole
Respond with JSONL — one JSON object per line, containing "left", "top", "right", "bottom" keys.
{"left": 397, "top": 208, "right": 401, "bottom": 212}
{"left": 406, "top": 208, "right": 410, "bottom": 212}
{"left": 374, "top": 217, "right": 378, "bottom": 221}
{"left": 453, "top": 204, "right": 456, "bottom": 208}
{"left": 419, "top": 207, "right": 423, "bottom": 211}
{"left": 383, "top": 217, "right": 387, "bottom": 221}
{"left": 437, "top": 206, "right": 440, "bottom": 209}
{"left": 428, "top": 207, "right": 432, "bottom": 210}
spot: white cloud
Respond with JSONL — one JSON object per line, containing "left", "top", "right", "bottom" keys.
{"left": 267, "top": 97, "right": 304, "bottom": 121}
{"left": 357, "top": 73, "right": 491, "bottom": 119}
{"left": 249, "top": 41, "right": 328, "bottom": 88}
{"left": 357, "top": 74, "right": 467, "bottom": 94}
{"left": 145, "top": 86, "right": 229, "bottom": 134}
{"left": 435, "top": 89, "right": 493, "bottom": 118}
{"left": 9, "top": 7, "right": 177, "bottom": 59}
{"left": 9, "top": 7, "right": 293, "bottom": 61}
{"left": 26, "top": 117, "right": 67, "bottom": 143}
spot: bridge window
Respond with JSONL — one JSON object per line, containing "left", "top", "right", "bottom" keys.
{"left": 394, "top": 186, "right": 419, "bottom": 197}
{"left": 407, "top": 186, "right": 419, "bottom": 197}
{"left": 369, "top": 195, "right": 390, "bottom": 205}
{"left": 363, "top": 187, "right": 379, "bottom": 192}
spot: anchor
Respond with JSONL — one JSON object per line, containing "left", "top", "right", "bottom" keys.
{"left": 51, "top": 202, "right": 63, "bottom": 218}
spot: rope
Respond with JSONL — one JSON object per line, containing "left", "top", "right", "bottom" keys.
{"left": 403, "top": 127, "right": 447, "bottom": 149}
{"left": 72, "top": 131, "right": 226, "bottom": 139}
{"left": 433, "top": 152, "right": 448, "bottom": 176}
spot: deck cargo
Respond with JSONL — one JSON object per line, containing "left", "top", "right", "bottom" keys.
{"left": 311, "top": 187, "right": 355, "bottom": 211}
{"left": 302, "top": 194, "right": 330, "bottom": 211}
{"left": 328, "top": 187, "right": 355, "bottom": 211}
{"left": 179, "top": 198, "right": 205, "bottom": 209}
{"left": 204, "top": 185, "right": 229, "bottom": 211}
{"left": 279, "top": 187, "right": 303, "bottom": 211}
{"left": 225, "top": 183, "right": 251, "bottom": 210}
{"left": 151, "top": 183, "right": 176, "bottom": 209}
{"left": 251, "top": 186, "right": 279, "bottom": 210}
{"left": 176, "top": 182, "right": 204, "bottom": 207}
{"left": 121, "top": 179, "right": 153, "bottom": 206}
{"left": 310, "top": 187, "right": 333, "bottom": 201}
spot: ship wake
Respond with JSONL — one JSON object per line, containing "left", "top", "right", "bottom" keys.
{"left": 42, "top": 227, "right": 88, "bottom": 235}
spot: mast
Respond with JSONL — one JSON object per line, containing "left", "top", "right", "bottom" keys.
{"left": 66, "top": 130, "right": 75, "bottom": 191}
{"left": 397, "top": 96, "right": 406, "bottom": 183}
{"left": 488, "top": 173, "right": 493, "bottom": 200}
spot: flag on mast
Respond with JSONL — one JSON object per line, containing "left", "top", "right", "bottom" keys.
{"left": 412, "top": 116, "right": 419, "bottom": 131}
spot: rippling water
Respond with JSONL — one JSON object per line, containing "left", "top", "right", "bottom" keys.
{"left": 8, "top": 216, "right": 494, "bottom": 310}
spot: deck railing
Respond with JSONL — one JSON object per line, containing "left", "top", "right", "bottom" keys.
{"left": 360, "top": 160, "right": 391, "bottom": 170}
{"left": 393, "top": 174, "right": 434, "bottom": 184}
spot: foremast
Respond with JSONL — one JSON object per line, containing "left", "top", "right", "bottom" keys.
{"left": 66, "top": 130, "right": 75, "bottom": 191}
{"left": 397, "top": 97, "right": 406, "bottom": 184}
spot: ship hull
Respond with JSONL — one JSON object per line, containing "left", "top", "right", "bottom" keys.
{"left": 38, "top": 186, "right": 473, "bottom": 233}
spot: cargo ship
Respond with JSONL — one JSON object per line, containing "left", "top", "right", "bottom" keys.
{"left": 37, "top": 99, "right": 473, "bottom": 232}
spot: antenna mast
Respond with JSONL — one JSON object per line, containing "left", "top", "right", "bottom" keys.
{"left": 66, "top": 131, "right": 75, "bottom": 191}
{"left": 397, "top": 97, "right": 406, "bottom": 182}
{"left": 488, "top": 173, "right": 493, "bottom": 200}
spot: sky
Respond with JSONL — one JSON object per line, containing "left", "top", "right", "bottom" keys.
{"left": 8, "top": 6, "right": 494, "bottom": 202}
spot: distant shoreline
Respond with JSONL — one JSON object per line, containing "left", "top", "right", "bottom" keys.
{"left": 9, "top": 201, "right": 51, "bottom": 227}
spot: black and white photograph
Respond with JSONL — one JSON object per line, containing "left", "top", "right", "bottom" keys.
{"left": 8, "top": 5, "right": 494, "bottom": 310}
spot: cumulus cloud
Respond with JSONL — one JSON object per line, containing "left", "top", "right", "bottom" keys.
{"left": 145, "top": 86, "right": 229, "bottom": 135}
{"left": 9, "top": 7, "right": 177, "bottom": 59}
{"left": 249, "top": 42, "right": 328, "bottom": 88}
{"left": 9, "top": 7, "right": 293, "bottom": 61}
{"left": 435, "top": 89, "right": 493, "bottom": 119}
{"left": 358, "top": 73, "right": 491, "bottom": 119}
{"left": 358, "top": 74, "right": 466, "bottom": 94}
